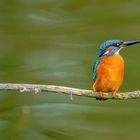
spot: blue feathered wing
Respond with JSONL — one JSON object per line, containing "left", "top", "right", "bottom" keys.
{"left": 93, "top": 57, "right": 101, "bottom": 82}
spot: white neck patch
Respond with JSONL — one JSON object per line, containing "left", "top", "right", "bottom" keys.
{"left": 115, "top": 47, "right": 123, "bottom": 54}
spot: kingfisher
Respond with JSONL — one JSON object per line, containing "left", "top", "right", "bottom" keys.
{"left": 93, "top": 39, "right": 140, "bottom": 99}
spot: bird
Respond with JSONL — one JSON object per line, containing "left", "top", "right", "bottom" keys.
{"left": 93, "top": 40, "right": 140, "bottom": 100}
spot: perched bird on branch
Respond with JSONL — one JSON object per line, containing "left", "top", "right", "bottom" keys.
{"left": 93, "top": 40, "right": 140, "bottom": 100}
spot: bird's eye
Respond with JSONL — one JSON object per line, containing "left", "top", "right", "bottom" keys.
{"left": 116, "top": 42, "right": 123, "bottom": 47}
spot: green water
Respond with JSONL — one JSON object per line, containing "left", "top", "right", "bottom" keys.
{"left": 0, "top": 0, "right": 140, "bottom": 140}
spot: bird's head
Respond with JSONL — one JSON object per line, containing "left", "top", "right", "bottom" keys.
{"left": 98, "top": 39, "right": 140, "bottom": 57}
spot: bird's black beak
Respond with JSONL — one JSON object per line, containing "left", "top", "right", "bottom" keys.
{"left": 124, "top": 40, "right": 140, "bottom": 46}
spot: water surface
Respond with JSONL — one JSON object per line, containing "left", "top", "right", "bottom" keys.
{"left": 0, "top": 0, "right": 140, "bottom": 140}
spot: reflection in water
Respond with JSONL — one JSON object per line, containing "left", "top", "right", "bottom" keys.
{"left": 1, "top": 100, "right": 140, "bottom": 140}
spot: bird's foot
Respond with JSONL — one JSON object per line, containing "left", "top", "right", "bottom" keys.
{"left": 111, "top": 92, "right": 116, "bottom": 99}
{"left": 96, "top": 92, "right": 107, "bottom": 101}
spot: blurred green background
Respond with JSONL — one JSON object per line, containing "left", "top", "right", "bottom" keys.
{"left": 0, "top": 0, "right": 140, "bottom": 140}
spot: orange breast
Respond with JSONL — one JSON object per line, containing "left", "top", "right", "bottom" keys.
{"left": 93, "top": 54, "right": 124, "bottom": 92}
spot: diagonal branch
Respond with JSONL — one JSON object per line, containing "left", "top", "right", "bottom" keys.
{"left": 0, "top": 83, "right": 140, "bottom": 100}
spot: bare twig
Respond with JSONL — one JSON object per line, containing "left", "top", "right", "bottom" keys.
{"left": 0, "top": 83, "right": 140, "bottom": 100}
